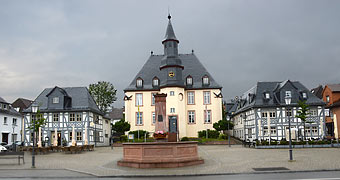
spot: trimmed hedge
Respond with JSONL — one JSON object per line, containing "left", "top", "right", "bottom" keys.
{"left": 198, "top": 130, "right": 220, "bottom": 139}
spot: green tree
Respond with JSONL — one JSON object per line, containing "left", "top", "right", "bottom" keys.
{"left": 295, "top": 100, "right": 310, "bottom": 141}
{"left": 213, "top": 119, "right": 234, "bottom": 132}
{"left": 89, "top": 81, "right": 117, "bottom": 113}
{"left": 29, "top": 110, "right": 46, "bottom": 145}
{"left": 112, "top": 119, "right": 131, "bottom": 134}
{"left": 29, "top": 110, "right": 46, "bottom": 132}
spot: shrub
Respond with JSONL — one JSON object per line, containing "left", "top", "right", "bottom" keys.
{"left": 128, "top": 130, "right": 149, "bottom": 139}
{"left": 120, "top": 135, "right": 127, "bottom": 142}
{"left": 279, "top": 139, "right": 289, "bottom": 145}
{"left": 198, "top": 130, "right": 220, "bottom": 139}
{"left": 219, "top": 134, "right": 227, "bottom": 140}
{"left": 181, "top": 137, "right": 189, "bottom": 141}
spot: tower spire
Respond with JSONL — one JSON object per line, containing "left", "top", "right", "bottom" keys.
{"left": 163, "top": 14, "right": 178, "bottom": 44}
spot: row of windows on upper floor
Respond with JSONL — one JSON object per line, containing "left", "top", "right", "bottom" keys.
{"left": 136, "top": 75, "right": 210, "bottom": 88}
{"left": 134, "top": 91, "right": 212, "bottom": 106}
{"left": 263, "top": 91, "right": 308, "bottom": 100}
{"left": 30, "top": 113, "right": 105, "bottom": 124}
{"left": 135, "top": 110, "right": 213, "bottom": 126}
{"left": 2, "top": 117, "right": 18, "bottom": 126}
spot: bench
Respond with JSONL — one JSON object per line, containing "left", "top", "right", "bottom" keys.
{"left": 0, "top": 152, "right": 25, "bottom": 165}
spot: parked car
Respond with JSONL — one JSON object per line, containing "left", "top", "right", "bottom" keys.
{"left": 0, "top": 145, "right": 7, "bottom": 152}
{"left": 0, "top": 142, "right": 7, "bottom": 146}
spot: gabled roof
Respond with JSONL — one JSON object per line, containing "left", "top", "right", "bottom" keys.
{"left": 124, "top": 54, "right": 222, "bottom": 91}
{"left": 326, "top": 84, "right": 340, "bottom": 92}
{"left": 0, "top": 97, "right": 8, "bottom": 104}
{"left": 233, "top": 80, "right": 325, "bottom": 114}
{"left": 311, "top": 85, "right": 323, "bottom": 99}
{"left": 23, "top": 87, "right": 103, "bottom": 115}
{"left": 107, "top": 108, "right": 124, "bottom": 120}
{"left": 12, "top": 98, "right": 33, "bottom": 113}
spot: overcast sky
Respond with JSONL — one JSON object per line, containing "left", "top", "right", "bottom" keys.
{"left": 0, "top": 0, "right": 339, "bottom": 108}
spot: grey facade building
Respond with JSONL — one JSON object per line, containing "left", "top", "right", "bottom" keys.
{"left": 23, "top": 86, "right": 111, "bottom": 146}
{"left": 232, "top": 80, "right": 326, "bottom": 142}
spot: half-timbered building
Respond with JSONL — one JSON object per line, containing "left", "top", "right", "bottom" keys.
{"left": 231, "top": 80, "right": 326, "bottom": 142}
{"left": 23, "top": 86, "right": 110, "bottom": 146}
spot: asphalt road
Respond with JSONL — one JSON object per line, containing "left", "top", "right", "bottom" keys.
{"left": 1, "top": 170, "right": 340, "bottom": 180}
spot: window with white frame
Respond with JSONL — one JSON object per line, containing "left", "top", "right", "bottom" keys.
{"left": 76, "top": 113, "right": 82, "bottom": 121}
{"left": 286, "top": 109, "right": 292, "bottom": 117}
{"left": 263, "top": 127, "right": 268, "bottom": 136}
{"left": 4, "top": 117, "right": 7, "bottom": 124}
{"left": 53, "top": 113, "right": 59, "bottom": 122}
{"left": 12, "top": 118, "right": 17, "bottom": 125}
{"left": 265, "top": 93, "right": 270, "bottom": 99}
{"left": 262, "top": 112, "right": 267, "bottom": 118}
{"left": 136, "top": 93, "right": 143, "bottom": 106}
{"left": 187, "top": 92, "right": 194, "bottom": 104}
{"left": 69, "top": 132, "right": 73, "bottom": 141}
{"left": 136, "top": 79, "right": 143, "bottom": 87}
{"left": 152, "top": 112, "right": 156, "bottom": 124}
{"left": 136, "top": 112, "right": 143, "bottom": 125}
{"left": 312, "top": 126, "right": 318, "bottom": 134}
{"left": 204, "top": 110, "right": 211, "bottom": 123}
{"left": 202, "top": 76, "right": 209, "bottom": 85}
{"left": 170, "top": 108, "right": 175, "bottom": 113}
{"left": 203, "top": 91, "right": 211, "bottom": 104}
{"left": 302, "top": 92, "right": 307, "bottom": 99}
{"left": 170, "top": 91, "right": 175, "bottom": 96}
{"left": 151, "top": 93, "right": 156, "bottom": 105}
{"left": 309, "top": 109, "right": 317, "bottom": 116}
{"left": 53, "top": 97, "right": 59, "bottom": 104}
{"left": 270, "top": 127, "right": 277, "bottom": 135}
{"left": 3, "top": 104, "right": 7, "bottom": 109}
{"left": 186, "top": 76, "right": 193, "bottom": 85}
{"left": 285, "top": 91, "right": 292, "bottom": 98}
{"left": 326, "top": 96, "right": 330, "bottom": 103}
{"left": 76, "top": 132, "right": 82, "bottom": 141}
{"left": 269, "top": 112, "right": 276, "bottom": 118}
{"left": 188, "top": 111, "right": 195, "bottom": 123}
{"left": 70, "top": 113, "right": 75, "bottom": 121}
{"left": 152, "top": 78, "right": 159, "bottom": 87}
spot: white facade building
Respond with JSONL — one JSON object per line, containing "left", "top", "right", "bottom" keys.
{"left": 0, "top": 97, "right": 22, "bottom": 145}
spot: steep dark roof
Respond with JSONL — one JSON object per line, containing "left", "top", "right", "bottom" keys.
{"left": 233, "top": 80, "right": 325, "bottom": 114}
{"left": 124, "top": 54, "right": 222, "bottom": 91}
{"left": 163, "top": 16, "right": 178, "bottom": 43}
{"left": 23, "top": 87, "right": 103, "bottom": 115}
{"left": 107, "top": 108, "right": 124, "bottom": 120}
{"left": 0, "top": 97, "right": 21, "bottom": 117}
{"left": 311, "top": 85, "right": 323, "bottom": 99}
{"left": 12, "top": 98, "right": 33, "bottom": 113}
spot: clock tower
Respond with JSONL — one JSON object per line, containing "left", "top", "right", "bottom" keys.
{"left": 160, "top": 14, "right": 184, "bottom": 88}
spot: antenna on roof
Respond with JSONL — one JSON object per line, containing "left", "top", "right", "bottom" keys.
{"left": 151, "top": 51, "right": 153, "bottom": 55}
{"left": 168, "top": 6, "right": 171, "bottom": 20}
{"left": 192, "top": 49, "right": 194, "bottom": 54}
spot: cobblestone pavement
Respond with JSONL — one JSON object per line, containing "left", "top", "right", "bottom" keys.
{"left": 0, "top": 145, "right": 340, "bottom": 177}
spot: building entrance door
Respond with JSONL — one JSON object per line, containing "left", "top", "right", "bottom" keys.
{"left": 51, "top": 131, "right": 62, "bottom": 146}
{"left": 168, "top": 116, "right": 178, "bottom": 142}
{"left": 2, "top": 133, "right": 9, "bottom": 144}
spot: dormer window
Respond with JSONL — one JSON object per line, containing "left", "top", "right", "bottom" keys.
{"left": 136, "top": 78, "right": 143, "bottom": 88}
{"left": 265, "top": 93, "right": 270, "bottom": 99}
{"left": 285, "top": 91, "right": 292, "bottom": 98}
{"left": 302, "top": 92, "right": 307, "bottom": 99}
{"left": 152, "top": 77, "right": 159, "bottom": 87}
{"left": 53, "top": 97, "right": 59, "bottom": 104}
{"left": 202, "top": 75, "right": 209, "bottom": 85}
{"left": 186, "top": 76, "right": 193, "bottom": 86}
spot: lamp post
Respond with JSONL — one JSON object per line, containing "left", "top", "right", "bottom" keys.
{"left": 227, "top": 114, "right": 231, "bottom": 147}
{"left": 12, "top": 124, "right": 16, "bottom": 152}
{"left": 31, "top": 103, "right": 39, "bottom": 168}
{"left": 285, "top": 97, "right": 293, "bottom": 161}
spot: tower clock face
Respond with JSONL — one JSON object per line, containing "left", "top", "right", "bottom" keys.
{"left": 169, "top": 71, "right": 175, "bottom": 77}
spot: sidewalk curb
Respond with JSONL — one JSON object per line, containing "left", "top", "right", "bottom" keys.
{"left": 66, "top": 168, "right": 340, "bottom": 178}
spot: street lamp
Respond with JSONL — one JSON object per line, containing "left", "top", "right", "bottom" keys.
{"left": 285, "top": 96, "right": 293, "bottom": 162}
{"left": 31, "top": 103, "right": 39, "bottom": 168}
{"left": 12, "top": 123, "right": 16, "bottom": 152}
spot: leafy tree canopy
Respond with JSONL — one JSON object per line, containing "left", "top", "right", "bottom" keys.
{"left": 296, "top": 100, "right": 310, "bottom": 123}
{"left": 29, "top": 109, "right": 46, "bottom": 132}
{"left": 112, "top": 119, "right": 131, "bottom": 134}
{"left": 89, "top": 81, "right": 117, "bottom": 113}
{"left": 213, "top": 119, "right": 234, "bottom": 131}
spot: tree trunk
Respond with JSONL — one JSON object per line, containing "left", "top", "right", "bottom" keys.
{"left": 303, "top": 121, "right": 306, "bottom": 141}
